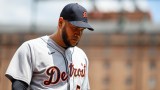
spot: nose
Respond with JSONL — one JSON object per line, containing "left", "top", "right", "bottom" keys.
{"left": 74, "top": 33, "right": 79, "bottom": 38}
{"left": 74, "top": 32, "right": 81, "bottom": 38}
{"left": 77, "top": 31, "right": 81, "bottom": 35}
{"left": 76, "top": 29, "right": 83, "bottom": 36}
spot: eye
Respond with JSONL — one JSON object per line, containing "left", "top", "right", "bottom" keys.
{"left": 73, "top": 27, "right": 77, "bottom": 30}
{"left": 80, "top": 28, "right": 85, "bottom": 31}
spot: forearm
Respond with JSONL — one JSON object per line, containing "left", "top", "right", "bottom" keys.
{"left": 12, "top": 80, "right": 28, "bottom": 90}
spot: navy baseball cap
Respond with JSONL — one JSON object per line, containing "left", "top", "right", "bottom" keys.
{"left": 60, "top": 3, "right": 94, "bottom": 31}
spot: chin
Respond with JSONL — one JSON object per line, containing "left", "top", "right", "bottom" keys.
{"left": 70, "top": 45, "right": 75, "bottom": 47}
{"left": 70, "top": 44, "right": 76, "bottom": 47}
{"left": 70, "top": 43, "right": 78, "bottom": 47}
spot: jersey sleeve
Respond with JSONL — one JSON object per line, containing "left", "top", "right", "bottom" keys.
{"left": 81, "top": 54, "right": 90, "bottom": 90}
{"left": 5, "top": 42, "right": 33, "bottom": 85}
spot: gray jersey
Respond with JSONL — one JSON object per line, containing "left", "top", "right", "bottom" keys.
{"left": 5, "top": 36, "right": 90, "bottom": 90}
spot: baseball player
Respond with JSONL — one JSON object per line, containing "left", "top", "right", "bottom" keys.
{"left": 5, "top": 3, "right": 94, "bottom": 90}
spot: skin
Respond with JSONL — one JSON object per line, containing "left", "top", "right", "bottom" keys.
{"left": 50, "top": 17, "right": 85, "bottom": 48}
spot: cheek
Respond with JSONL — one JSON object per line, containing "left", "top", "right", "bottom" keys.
{"left": 63, "top": 27, "right": 72, "bottom": 40}
{"left": 66, "top": 29, "right": 74, "bottom": 38}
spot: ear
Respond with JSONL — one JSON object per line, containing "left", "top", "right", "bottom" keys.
{"left": 58, "top": 17, "right": 65, "bottom": 29}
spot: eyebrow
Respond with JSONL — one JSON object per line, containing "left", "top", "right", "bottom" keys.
{"left": 74, "top": 26, "right": 85, "bottom": 30}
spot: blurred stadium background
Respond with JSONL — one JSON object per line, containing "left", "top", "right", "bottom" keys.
{"left": 0, "top": 0, "right": 160, "bottom": 90}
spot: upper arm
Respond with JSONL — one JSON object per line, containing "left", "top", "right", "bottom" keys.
{"left": 5, "top": 42, "right": 34, "bottom": 85}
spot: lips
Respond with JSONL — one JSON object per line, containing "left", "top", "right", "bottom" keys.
{"left": 71, "top": 35, "right": 80, "bottom": 44}
{"left": 72, "top": 38, "right": 79, "bottom": 43}
{"left": 72, "top": 39, "right": 78, "bottom": 42}
{"left": 72, "top": 36, "right": 79, "bottom": 41}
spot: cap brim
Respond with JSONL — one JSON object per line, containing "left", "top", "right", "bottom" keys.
{"left": 69, "top": 21, "right": 94, "bottom": 31}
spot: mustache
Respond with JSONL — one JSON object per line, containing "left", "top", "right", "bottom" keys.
{"left": 72, "top": 37, "right": 80, "bottom": 41}
{"left": 72, "top": 34, "right": 80, "bottom": 39}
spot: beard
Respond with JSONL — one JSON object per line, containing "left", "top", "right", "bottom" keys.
{"left": 62, "top": 26, "right": 79, "bottom": 48}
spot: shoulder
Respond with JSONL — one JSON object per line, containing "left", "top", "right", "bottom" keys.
{"left": 16, "top": 36, "right": 47, "bottom": 55}
{"left": 73, "top": 46, "right": 89, "bottom": 67}
{"left": 22, "top": 36, "right": 47, "bottom": 47}
{"left": 73, "top": 46, "right": 88, "bottom": 61}
{"left": 25, "top": 36, "right": 45, "bottom": 44}
{"left": 74, "top": 46, "right": 86, "bottom": 55}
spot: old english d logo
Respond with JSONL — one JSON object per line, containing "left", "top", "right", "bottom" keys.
{"left": 83, "top": 11, "right": 87, "bottom": 18}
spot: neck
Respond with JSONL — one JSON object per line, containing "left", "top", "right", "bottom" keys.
{"left": 49, "top": 31, "right": 67, "bottom": 49}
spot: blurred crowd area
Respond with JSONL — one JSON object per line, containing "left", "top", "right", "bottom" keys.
{"left": 0, "top": 0, "right": 160, "bottom": 90}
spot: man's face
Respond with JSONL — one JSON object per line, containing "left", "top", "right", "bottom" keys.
{"left": 62, "top": 20, "right": 85, "bottom": 47}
